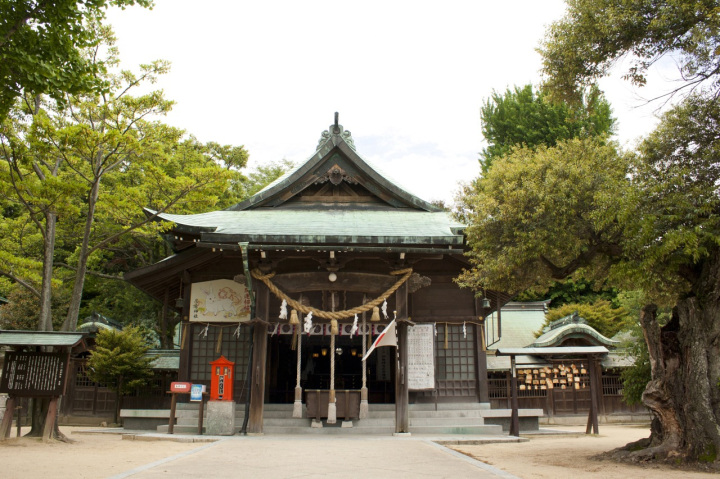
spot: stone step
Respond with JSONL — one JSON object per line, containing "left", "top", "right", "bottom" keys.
{"left": 157, "top": 422, "right": 503, "bottom": 436}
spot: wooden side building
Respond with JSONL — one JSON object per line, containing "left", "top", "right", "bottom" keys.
{"left": 125, "top": 118, "right": 509, "bottom": 433}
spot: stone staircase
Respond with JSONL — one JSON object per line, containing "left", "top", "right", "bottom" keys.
{"left": 153, "top": 402, "right": 525, "bottom": 435}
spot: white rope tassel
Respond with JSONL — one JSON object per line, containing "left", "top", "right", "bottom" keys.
{"left": 303, "top": 311, "right": 313, "bottom": 334}
{"left": 292, "top": 324, "right": 303, "bottom": 418}
{"left": 350, "top": 314, "right": 358, "bottom": 336}
{"left": 279, "top": 299, "right": 288, "bottom": 320}
{"left": 359, "top": 297, "right": 369, "bottom": 419}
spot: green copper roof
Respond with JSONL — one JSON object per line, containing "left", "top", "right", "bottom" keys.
{"left": 153, "top": 209, "right": 464, "bottom": 245}
{"left": 0, "top": 330, "right": 86, "bottom": 347}
{"left": 146, "top": 350, "right": 180, "bottom": 370}
{"left": 531, "top": 323, "right": 620, "bottom": 348}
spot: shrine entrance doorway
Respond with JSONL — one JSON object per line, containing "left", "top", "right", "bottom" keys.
{"left": 267, "top": 333, "right": 395, "bottom": 404}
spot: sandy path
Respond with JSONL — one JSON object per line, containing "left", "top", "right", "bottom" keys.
{"left": 452, "top": 425, "right": 719, "bottom": 478}
{"left": 0, "top": 427, "right": 203, "bottom": 479}
{"left": 1, "top": 425, "right": 718, "bottom": 478}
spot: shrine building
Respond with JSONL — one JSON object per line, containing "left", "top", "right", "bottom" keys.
{"left": 125, "top": 117, "right": 512, "bottom": 433}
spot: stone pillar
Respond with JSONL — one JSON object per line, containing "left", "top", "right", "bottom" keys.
{"left": 206, "top": 400, "right": 236, "bottom": 435}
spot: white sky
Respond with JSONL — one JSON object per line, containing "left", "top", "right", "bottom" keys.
{"left": 106, "top": 1, "right": 676, "bottom": 206}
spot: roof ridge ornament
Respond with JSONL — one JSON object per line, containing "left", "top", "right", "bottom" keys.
{"left": 316, "top": 112, "right": 356, "bottom": 151}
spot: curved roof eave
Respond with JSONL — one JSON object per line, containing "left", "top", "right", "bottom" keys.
{"left": 225, "top": 131, "right": 442, "bottom": 212}
{"left": 531, "top": 324, "right": 621, "bottom": 348}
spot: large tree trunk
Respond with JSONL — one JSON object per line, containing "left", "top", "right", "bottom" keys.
{"left": 37, "top": 211, "right": 57, "bottom": 332}
{"left": 632, "top": 254, "right": 720, "bottom": 464}
{"left": 62, "top": 179, "right": 100, "bottom": 332}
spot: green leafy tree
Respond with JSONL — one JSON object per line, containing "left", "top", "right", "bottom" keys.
{"left": 0, "top": 287, "right": 67, "bottom": 330}
{"left": 458, "top": 137, "right": 630, "bottom": 296}
{"left": 542, "top": 300, "right": 630, "bottom": 339}
{"left": 516, "top": 278, "right": 620, "bottom": 308}
{"left": 87, "top": 326, "right": 154, "bottom": 424}
{"left": 479, "top": 84, "right": 614, "bottom": 172}
{"left": 537, "top": 2, "right": 720, "bottom": 462}
{"left": 540, "top": 0, "right": 720, "bottom": 104}
{"left": 0, "top": 0, "right": 152, "bottom": 121}
{"left": 461, "top": 94, "right": 720, "bottom": 461}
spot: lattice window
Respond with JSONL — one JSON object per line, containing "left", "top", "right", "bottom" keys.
{"left": 74, "top": 362, "right": 94, "bottom": 387}
{"left": 190, "top": 324, "right": 251, "bottom": 387}
{"left": 602, "top": 374, "right": 624, "bottom": 396}
{"left": 434, "top": 324, "right": 476, "bottom": 397}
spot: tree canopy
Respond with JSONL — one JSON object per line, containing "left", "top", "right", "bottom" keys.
{"left": 458, "top": 137, "right": 631, "bottom": 296}
{"left": 0, "top": 0, "right": 153, "bottom": 120}
{"left": 540, "top": 0, "right": 720, "bottom": 103}
{"left": 479, "top": 84, "right": 614, "bottom": 172}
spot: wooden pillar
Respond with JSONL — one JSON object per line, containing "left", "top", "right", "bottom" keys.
{"left": 509, "top": 355, "right": 520, "bottom": 436}
{"left": 395, "top": 321, "right": 409, "bottom": 433}
{"left": 161, "top": 287, "right": 170, "bottom": 350}
{"left": 248, "top": 282, "right": 269, "bottom": 434}
{"left": 475, "top": 324, "right": 489, "bottom": 402}
{"left": 178, "top": 279, "right": 192, "bottom": 382}
{"left": 394, "top": 282, "right": 409, "bottom": 434}
{"left": 168, "top": 393, "right": 177, "bottom": 434}
{"left": 0, "top": 396, "right": 16, "bottom": 440}
{"left": 586, "top": 357, "right": 600, "bottom": 435}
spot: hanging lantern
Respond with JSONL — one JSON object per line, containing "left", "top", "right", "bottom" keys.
{"left": 289, "top": 309, "right": 300, "bottom": 325}
{"left": 330, "top": 318, "right": 339, "bottom": 335}
{"left": 371, "top": 306, "right": 380, "bottom": 322}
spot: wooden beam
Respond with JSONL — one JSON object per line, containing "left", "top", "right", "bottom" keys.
{"left": 272, "top": 272, "right": 396, "bottom": 294}
{"left": 247, "top": 283, "right": 269, "bottom": 434}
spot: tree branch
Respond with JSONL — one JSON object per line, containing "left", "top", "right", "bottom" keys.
{"left": 0, "top": 270, "right": 41, "bottom": 298}
{"left": 55, "top": 262, "right": 123, "bottom": 281}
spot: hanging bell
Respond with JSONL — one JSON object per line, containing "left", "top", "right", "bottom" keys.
{"left": 289, "top": 309, "right": 300, "bottom": 325}
{"left": 330, "top": 318, "right": 339, "bottom": 335}
{"left": 371, "top": 306, "right": 380, "bottom": 322}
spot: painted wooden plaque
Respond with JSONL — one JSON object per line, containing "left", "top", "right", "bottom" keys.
{"left": 407, "top": 323, "right": 435, "bottom": 390}
{"left": 190, "top": 279, "right": 251, "bottom": 323}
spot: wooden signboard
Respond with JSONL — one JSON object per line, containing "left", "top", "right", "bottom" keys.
{"left": 407, "top": 324, "right": 435, "bottom": 390}
{"left": 0, "top": 351, "right": 69, "bottom": 396}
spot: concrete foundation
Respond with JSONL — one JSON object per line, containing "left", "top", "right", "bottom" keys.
{"left": 206, "top": 400, "right": 236, "bottom": 436}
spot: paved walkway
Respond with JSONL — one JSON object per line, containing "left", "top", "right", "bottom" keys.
{"left": 106, "top": 434, "right": 521, "bottom": 479}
